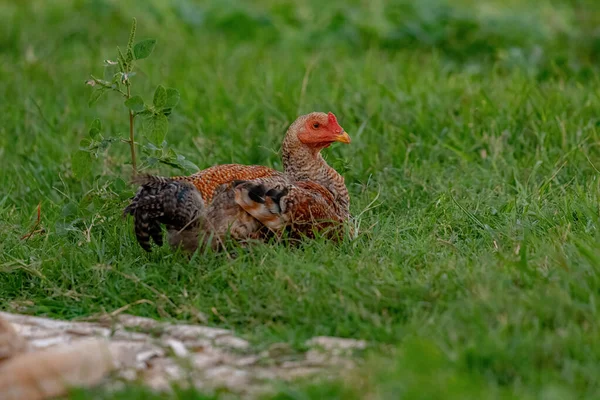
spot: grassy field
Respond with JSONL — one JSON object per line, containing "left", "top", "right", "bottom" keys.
{"left": 2, "top": 0, "right": 600, "bottom": 398}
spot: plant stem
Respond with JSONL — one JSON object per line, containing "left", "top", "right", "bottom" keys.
{"left": 126, "top": 83, "right": 137, "bottom": 175}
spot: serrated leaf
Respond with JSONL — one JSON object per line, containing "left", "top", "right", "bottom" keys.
{"left": 88, "top": 119, "right": 102, "bottom": 139}
{"left": 124, "top": 95, "right": 145, "bottom": 112}
{"left": 153, "top": 85, "right": 167, "bottom": 108}
{"left": 133, "top": 39, "right": 156, "bottom": 60}
{"left": 88, "top": 88, "right": 106, "bottom": 107}
{"left": 144, "top": 114, "right": 169, "bottom": 145}
{"left": 165, "top": 88, "right": 180, "bottom": 108}
{"left": 72, "top": 150, "right": 92, "bottom": 178}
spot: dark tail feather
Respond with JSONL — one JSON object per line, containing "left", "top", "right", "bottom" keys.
{"left": 133, "top": 212, "right": 154, "bottom": 252}
{"left": 124, "top": 175, "right": 204, "bottom": 252}
{"left": 148, "top": 220, "right": 163, "bottom": 247}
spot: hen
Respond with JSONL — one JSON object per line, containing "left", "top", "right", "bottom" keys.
{"left": 124, "top": 111, "right": 351, "bottom": 252}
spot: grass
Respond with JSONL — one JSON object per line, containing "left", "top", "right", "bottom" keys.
{"left": 1, "top": 0, "right": 600, "bottom": 398}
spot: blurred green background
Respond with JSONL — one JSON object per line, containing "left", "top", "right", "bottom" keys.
{"left": 2, "top": 0, "right": 600, "bottom": 170}
{"left": 2, "top": 0, "right": 600, "bottom": 398}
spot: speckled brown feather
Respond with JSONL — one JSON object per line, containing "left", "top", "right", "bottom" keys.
{"left": 172, "top": 164, "right": 279, "bottom": 203}
{"left": 124, "top": 112, "right": 351, "bottom": 252}
{"left": 235, "top": 177, "right": 346, "bottom": 241}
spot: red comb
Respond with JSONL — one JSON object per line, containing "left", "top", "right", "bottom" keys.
{"left": 327, "top": 112, "right": 338, "bottom": 124}
{"left": 327, "top": 112, "right": 343, "bottom": 132}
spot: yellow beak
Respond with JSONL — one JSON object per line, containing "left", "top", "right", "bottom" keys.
{"left": 334, "top": 131, "right": 351, "bottom": 144}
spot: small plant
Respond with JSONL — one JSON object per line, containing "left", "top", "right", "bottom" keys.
{"left": 73, "top": 18, "right": 197, "bottom": 179}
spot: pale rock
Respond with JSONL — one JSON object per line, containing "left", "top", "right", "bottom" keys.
{"left": 0, "top": 312, "right": 360, "bottom": 397}
{"left": 306, "top": 336, "right": 367, "bottom": 355}
{"left": 204, "top": 366, "right": 249, "bottom": 388}
{"left": 65, "top": 326, "right": 111, "bottom": 338}
{"left": 136, "top": 348, "right": 164, "bottom": 369}
{"left": 214, "top": 335, "right": 250, "bottom": 350}
{"left": 29, "top": 336, "right": 72, "bottom": 349}
{"left": 117, "top": 314, "right": 162, "bottom": 330}
{"left": 112, "top": 329, "right": 152, "bottom": 342}
{"left": 191, "top": 351, "right": 223, "bottom": 369}
{"left": 233, "top": 355, "right": 260, "bottom": 367}
{"left": 278, "top": 366, "right": 323, "bottom": 380}
{"left": 108, "top": 342, "right": 163, "bottom": 369}
{"left": 164, "top": 338, "right": 189, "bottom": 357}
{"left": 164, "top": 324, "right": 230, "bottom": 340}
{"left": 181, "top": 339, "right": 211, "bottom": 351}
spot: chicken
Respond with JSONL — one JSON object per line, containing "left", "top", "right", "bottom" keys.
{"left": 124, "top": 111, "right": 351, "bottom": 252}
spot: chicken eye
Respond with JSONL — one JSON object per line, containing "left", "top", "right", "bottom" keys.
{"left": 312, "top": 123, "right": 320, "bottom": 129}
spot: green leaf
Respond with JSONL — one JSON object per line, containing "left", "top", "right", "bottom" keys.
{"left": 145, "top": 157, "right": 159, "bottom": 167}
{"left": 72, "top": 150, "right": 92, "bottom": 178}
{"left": 88, "top": 119, "right": 102, "bottom": 139}
{"left": 88, "top": 88, "right": 107, "bottom": 107}
{"left": 136, "top": 109, "right": 153, "bottom": 117}
{"left": 165, "top": 88, "right": 180, "bottom": 108}
{"left": 153, "top": 85, "right": 167, "bottom": 108}
{"left": 124, "top": 96, "right": 145, "bottom": 112}
{"left": 88, "top": 128, "right": 100, "bottom": 140}
{"left": 79, "top": 138, "right": 92, "bottom": 148}
{"left": 142, "top": 142, "right": 159, "bottom": 152}
{"left": 177, "top": 154, "right": 200, "bottom": 172}
{"left": 90, "top": 118, "right": 101, "bottom": 131}
{"left": 133, "top": 39, "right": 156, "bottom": 60}
{"left": 144, "top": 114, "right": 169, "bottom": 144}
{"left": 112, "top": 177, "right": 129, "bottom": 198}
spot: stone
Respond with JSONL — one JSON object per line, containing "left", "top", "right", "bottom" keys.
{"left": 306, "top": 336, "right": 367, "bottom": 355}
{"left": 0, "top": 312, "right": 363, "bottom": 398}
{"left": 164, "top": 338, "right": 189, "bottom": 358}
{"left": 214, "top": 335, "right": 250, "bottom": 350}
